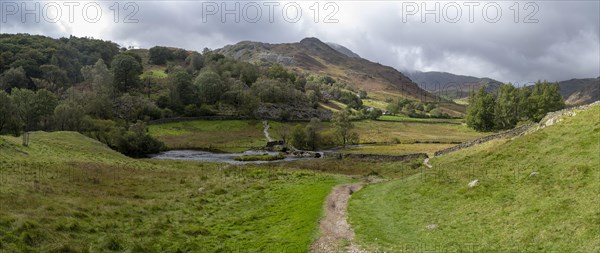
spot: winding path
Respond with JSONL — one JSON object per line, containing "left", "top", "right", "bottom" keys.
{"left": 263, "top": 120, "right": 273, "bottom": 142}
{"left": 311, "top": 183, "right": 365, "bottom": 253}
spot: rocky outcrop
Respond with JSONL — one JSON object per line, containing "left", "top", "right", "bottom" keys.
{"left": 434, "top": 123, "right": 533, "bottom": 157}
{"left": 534, "top": 101, "right": 600, "bottom": 130}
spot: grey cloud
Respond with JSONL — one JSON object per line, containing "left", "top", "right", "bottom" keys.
{"left": 1, "top": 1, "right": 598, "bottom": 83}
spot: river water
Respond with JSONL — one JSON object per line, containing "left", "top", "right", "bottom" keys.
{"left": 149, "top": 150, "right": 322, "bottom": 165}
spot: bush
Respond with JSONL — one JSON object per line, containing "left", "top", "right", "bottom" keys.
{"left": 84, "top": 119, "right": 164, "bottom": 157}
{"left": 112, "top": 121, "right": 164, "bottom": 157}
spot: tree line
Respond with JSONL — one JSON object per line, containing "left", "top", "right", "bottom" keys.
{"left": 0, "top": 34, "right": 373, "bottom": 156}
{"left": 275, "top": 110, "right": 360, "bottom": 151}
{"left": 466, "top": 81, "right": 565, "bottom": 132}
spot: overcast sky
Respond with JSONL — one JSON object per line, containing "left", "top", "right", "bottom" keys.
{"left": 1, "top": 1, "right": 599, "bottom": 84}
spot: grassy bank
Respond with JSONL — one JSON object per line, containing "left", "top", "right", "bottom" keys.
{"left": 377, "top": 115, "right": 463, "bottom": 124}
{"left": 348, "top": 105, "right": 600, "bottom": 252}
{"left": 234, "top": 153, "right": 285, "bottom": 161}
{"left": 0, "top": 132, "right": 351, "bottom": 252}
{"left": 148, "top": 120, "right": 267, "bottom": 152}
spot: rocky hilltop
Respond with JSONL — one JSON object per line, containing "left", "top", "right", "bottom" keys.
{"left": 217, "top": 37, "right": 466, "bottom": 116}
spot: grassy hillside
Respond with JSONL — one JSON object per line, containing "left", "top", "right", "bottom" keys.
{"left": 407, "top": 71, "right": 502, "bottom": 100}
{"left": 348, "top": 105, "right": 600, "bottom": 252}
{"left": 0, "top": 132, "right": 350, "bottom": 252}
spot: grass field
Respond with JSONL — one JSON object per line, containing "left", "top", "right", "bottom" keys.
{"left": 141, "top": 68, "right": 168, "bottom": 79}
{"left": 362, "top": 99, "right": 389, "bottom": 110}
{"left": 148, "top": 120, "right": 267, "bottom": 152}
{"left": 0, "top": 132, "right": 352, "bottom": 252}
{"left": 348, "top": 105, "right": 600, "bottom": 252}
{"left": 339, "top": 143, "right": 456, "bottom": 156}
{"left": 149, "top": 119, "right": 485, "bottom": 152}
{"left": 377, "top": 115, "right": 463, "bottom": 124}
{"left": 352, "top": 120, "right": 485, "bottom": 144}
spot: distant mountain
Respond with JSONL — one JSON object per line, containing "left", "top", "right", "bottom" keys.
{"left": 217, "top": 37, "right": 466, "bottom": 115}
{"left": 325, "top": 42, "right": 360, "bottom": 58}
{"left": 406, "top": 71, "right": 503, "bottom": 100}
{"left": 557, "top": 77, "right": 599, "bottom": 105}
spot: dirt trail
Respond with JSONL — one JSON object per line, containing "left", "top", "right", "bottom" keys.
{"left": 262, "top": 120, "right": 273, "bottom": 142}
{"left": 311, "top": 183, "right": 365, "bottom": 253}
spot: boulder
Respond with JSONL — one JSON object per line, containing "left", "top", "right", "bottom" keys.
{"left": 468, "top": 179, "right": 479, "bottom": 188}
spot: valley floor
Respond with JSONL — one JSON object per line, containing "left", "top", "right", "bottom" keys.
{"left": 1, "top": 104, "right": 597, "bottom": 252}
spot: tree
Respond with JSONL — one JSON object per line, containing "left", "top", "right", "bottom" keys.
{"left": 333, "top": 110, "right": 355, "bottom": 146}
{"left": 238, "top": 62, "right": 259, "bottom": 85}
{"left": 1, "top": 66, "right": 30, "bottom": 91}
{"left": 276, "top": 124, "right": 290, "bottom": 144}
{"left": 109, "top": 121, "right": 165, "bottom": 157}
{"left": 266, "top": 64, "right": 295, "bottom": 83}
{"left": 169, "top": 70, "right": 196, "bottom": 108}
{"left": 40, "top": 64, "right": 68, "bottom": 91}
{"left": 366, "top": 108, "right": 382, "bottom": 120}
{"left": 0, "top": 91, "right": 17, "bottom": 132}
{"left": 34, "top": 89, "right": 59, "bottom": 130}
{"left": 222, "top": 86, "right": 259, "bottom": 116}
{"left": 359, "top": 90, "right": 368, "bottom": 99}
{"left": 81, "top": 59, "right": 115, "bottom": 118}
{"left": 148, "top": 46, "right": 173, "bottom": 65}
{"left": 544, "top": 82, "right": 565, "bottom": 114}
{"left": 306, "top": 90, "right": 319, "bottom": 108}
{"left": 54, "top": 102, "right": 84, "bottom": 131}
{"left": 493, "top": 84, "right": 519, "bottom": 130}
{"left": 466, "top": 87, "right": 495, "bottom": 131}
{"left": 10, "top": 88, "right": 36, "bottom": 131}
{"left": 113, "top": 93, "right": 161, "bottom": 123}
{"left": 194, "top": 71, "right": 225, "bottom": 104}
{"left": 111, "top": 54, "right": 142, "bottom": 92}
{"left": 305, "top": 118, "right": 321, "bottom": 151}
{"left": 516, "top": 86, "right": 532, "bottom": 120}
{"left": 10, "top": 89, "right": 57, "bottom": 131}
{"left": 529, "top": 81, "right": 565, "bottom": 122}
{"left": 186, "top": 52, "right": 204, "bottom": 72}
{"left": 291, "top": 124, "right": 307, "bottom": 149}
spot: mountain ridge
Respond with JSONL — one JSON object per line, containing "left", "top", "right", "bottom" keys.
{"left": 217, "top": 37, "right": 466, "bottom": 116}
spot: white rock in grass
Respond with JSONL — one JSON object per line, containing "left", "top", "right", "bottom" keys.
{"left": 425, "top": 224, "right": 438, "bottom": 230}
{"left": 468, "top": 179, "right": 479, "bottom": 188}
{"left": 530, "top": 172, "right": 539, "bottom": 177}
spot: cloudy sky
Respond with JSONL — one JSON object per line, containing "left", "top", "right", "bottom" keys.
{"left": 1, "top": 1, "right": 599, "bottom": 84}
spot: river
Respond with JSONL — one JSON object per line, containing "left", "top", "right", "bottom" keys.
{"left": 149, "top": 150, "right": 323, "bottom": 165}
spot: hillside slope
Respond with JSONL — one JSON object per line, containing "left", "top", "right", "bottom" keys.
{"left": 217, "top": 38, "right": 466, "bottom": 116}
{"left": 558, "top": 77, "right": 600, "bottom": 105}
{"left": 348, "top": 104, "right": 600, "bottom": 252}
{"left": 407, "top": 71, "right": 502, "bottom": 100}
